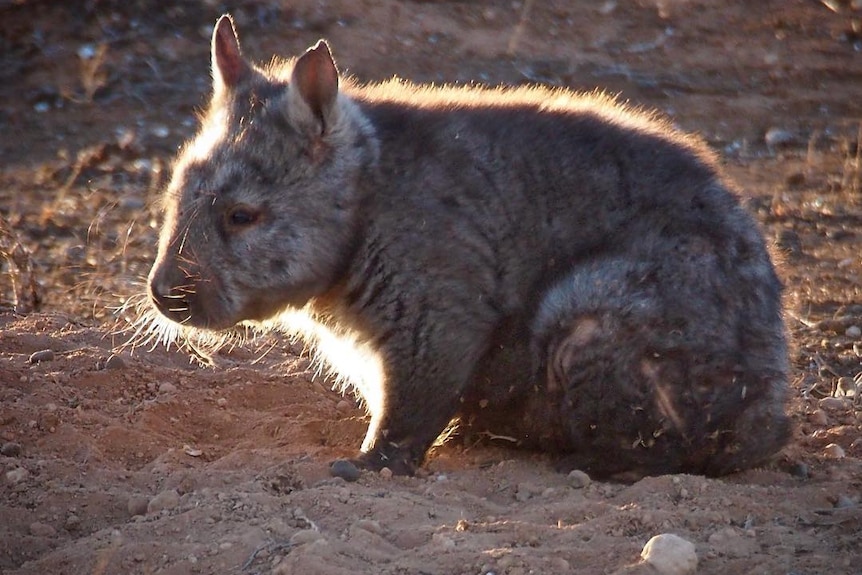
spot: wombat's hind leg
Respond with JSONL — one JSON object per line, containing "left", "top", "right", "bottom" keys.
{"left": 535, "top": 252, "right": 789, "bottom": 479}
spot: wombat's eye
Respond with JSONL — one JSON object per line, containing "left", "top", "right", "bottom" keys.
{"left": 225, "top": 205, "right": 260, "bottom": 228}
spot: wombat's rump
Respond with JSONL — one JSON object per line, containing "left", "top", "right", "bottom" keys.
{"left": 147, "top": 15, "right": 789, "bottom": 478}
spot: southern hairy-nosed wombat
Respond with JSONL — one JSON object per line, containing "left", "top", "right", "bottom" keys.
{"left": 147, "top": 15, "right": 790, "bottom": 478}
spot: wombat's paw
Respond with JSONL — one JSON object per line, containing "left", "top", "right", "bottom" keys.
{"left": 354, "top": 447, "right": 418, "bottom": 476}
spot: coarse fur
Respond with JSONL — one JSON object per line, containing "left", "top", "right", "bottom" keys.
{"left": 147, "top": 15, "right": 790, "bottom": 478}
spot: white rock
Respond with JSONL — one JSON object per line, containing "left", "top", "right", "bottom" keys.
{"left": 641, "top": 533, "right": 698, "bottom": 575}
{"left": 824, "top": 443, "right": 846, "bottom": 459}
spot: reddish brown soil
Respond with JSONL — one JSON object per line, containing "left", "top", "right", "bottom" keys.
{"left": 1, "top": 1, "right": 861, "bottom": 574}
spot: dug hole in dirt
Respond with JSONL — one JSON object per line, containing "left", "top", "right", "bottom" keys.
{"left": 1, "top": 1, "right": 861, "bottom": 574}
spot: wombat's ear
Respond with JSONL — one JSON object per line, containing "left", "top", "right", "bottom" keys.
{"left": 211, "top": 15, "right": 249, "bottom": 94}
{"left": 289, "top": 40, "right": 339, "bottom": 132}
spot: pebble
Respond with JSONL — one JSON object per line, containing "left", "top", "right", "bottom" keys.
{"left": 378, "top": 467, "right": 393, "bottom": 480}
{"left": 147, "top": 489, "right": 180, "bottom": 514}
{"left": 5, "top": 467, "right": 29, "bottom": 484}
{"left": 150, "top": 124, "right": 170, "bottom": 138}
{"left": 789, "top": 462, "right": 809, "bottom": 479}
{"left": 289, "top": 529, "right": 325, "bottom": 546}
{"left": 819, "top": 396, "right": 849, "bottom": 411}
{"left": 808, "top": 409, "right": 829, "bottom": 425}
{"left": 836, "top": 377, "right": 857, "bottom": 397}
{"left": 64, "top": 514, "right": 81, "bottom": 531}
{"left": 1, "top": 441, "right": 22, "bottom": 457}
{"left": 567, "top": 469, "right": 591, "bottom": 489}
{"left": 824, "top": 443, "right": 845, "bottom": 459}
{"left": 28, "top": 349, "right": 55, "bottom": 364}
{"left": 329, "top": 459, "right": 361, "bottom": 482}
{"left": 29, "top": 521, "right": 56, "bottom": 537}
{"left": 845, "top": 325, "right": 862, "bottom": 338}
{"left": 835, "top": 494, "right": 856, "bottom": 509}
{"left": 641, "top": 533, "right": 698, "bottom": 575}
{"left": 158, "top": 382, "right": 178, "bottom": 394}
{"left": 77, "top": 44, "right": 97, "bottom": 59}
{"left": 127, "top": 495, "right": 149, "bottom": 516}
{"left": 764, "top": 127, "right": 795, "bottom": 148}
{"left": 104, "top": 354, "right": 127, "bottom": 370}
{"left": 335, "top": 399, "right": 354, "bottom": 413}
{"left": 216, "top": 397, "right": 228, "bottom": 407}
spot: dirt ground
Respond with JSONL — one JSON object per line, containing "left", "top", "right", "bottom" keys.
{"left": 1, "top": 1, "right": 862, "bottom": 573}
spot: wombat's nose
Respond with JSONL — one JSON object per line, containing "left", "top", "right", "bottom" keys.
{"left": 147, "top": 268, "right": 191, "bottom": 322}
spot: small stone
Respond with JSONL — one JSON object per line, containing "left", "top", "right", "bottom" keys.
{"left": 567, "top": 469, "right": 591, "bottom": 489}
{"left": 216, "top": 397, "right": 228, "bottom": 407}
{"left": 824, "top": 443, "right": 845, "bottom": 458}
{"left": 29, "top": 521, "right": 56, "bottom": 537}
{"left": 183, "top": 445, "right": 203, "bottom": 457}
{"left": 335, "top": 399, "right": 354, "bottom": 413}
{"left": 1, "top": 441, "right": 22, "bottom": 457}
{"left": 836, "top": 377, "right": 857, "bottom": 397}
{"left": 378, "top": 467, "right": 393, "bottom": 480}
{"left": 64, "top": 514, "right": 81, "bottom": 531}
{"left": 77, "top": 44, "right": 97, "bottom": 59}
{"left": 845, "top": 325, "right": 862, "bottom": 338}
{"left": 641, "top": 533, "right": 698, "bottom": 575}
{"left": 808, "top": 409, "right": 829, "bottom": 426}
{"left": 789, "top": 461, "right": 809, "bottom": 479}
{"left": 290, "top": 529, "right": 325, "bottom": 546}
{"left": 329, "top": 459, "right": 360, "bottom": 482}
{"left": 104, "top": 354, "right": 126, "bottom": 370}
{"left": 158, "top": 382, "right": 178, "bottom": 394}
{"left": 835, "top": 494, "right": 855, "bottom": 509}
{"left": 819, "top": 396, "right": 849, "bottom": 411}
{"left": 764, "top": 127, "right": 795, "bottom": 148}
{"left": 28, "top": 349, "right": 55, "bottom": 364}
{"left": 147, "top": 489, "right": 180, "bottom": 514}
{"left": 5, "top": 467, "right": 29, "bottom": 484}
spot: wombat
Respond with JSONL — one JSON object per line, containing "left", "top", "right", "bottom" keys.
{"left": 147, "top": 15, "right": 790, "bottom": 479}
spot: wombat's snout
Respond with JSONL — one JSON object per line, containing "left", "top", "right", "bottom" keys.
{"left": 147, "top": 265, "right": 192, "bottom": 324}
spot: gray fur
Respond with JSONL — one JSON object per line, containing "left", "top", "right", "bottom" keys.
{"left": 148, "top": 15, "right": 789, "bottom": 478}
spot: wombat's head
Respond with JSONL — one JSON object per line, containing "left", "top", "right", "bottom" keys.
{"left": 147, "top": 15, "right": 375, "bottom": 331}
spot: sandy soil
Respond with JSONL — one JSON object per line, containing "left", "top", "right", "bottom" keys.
{"left": 2, "top": 1, "right": 861, "bottom": 573}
